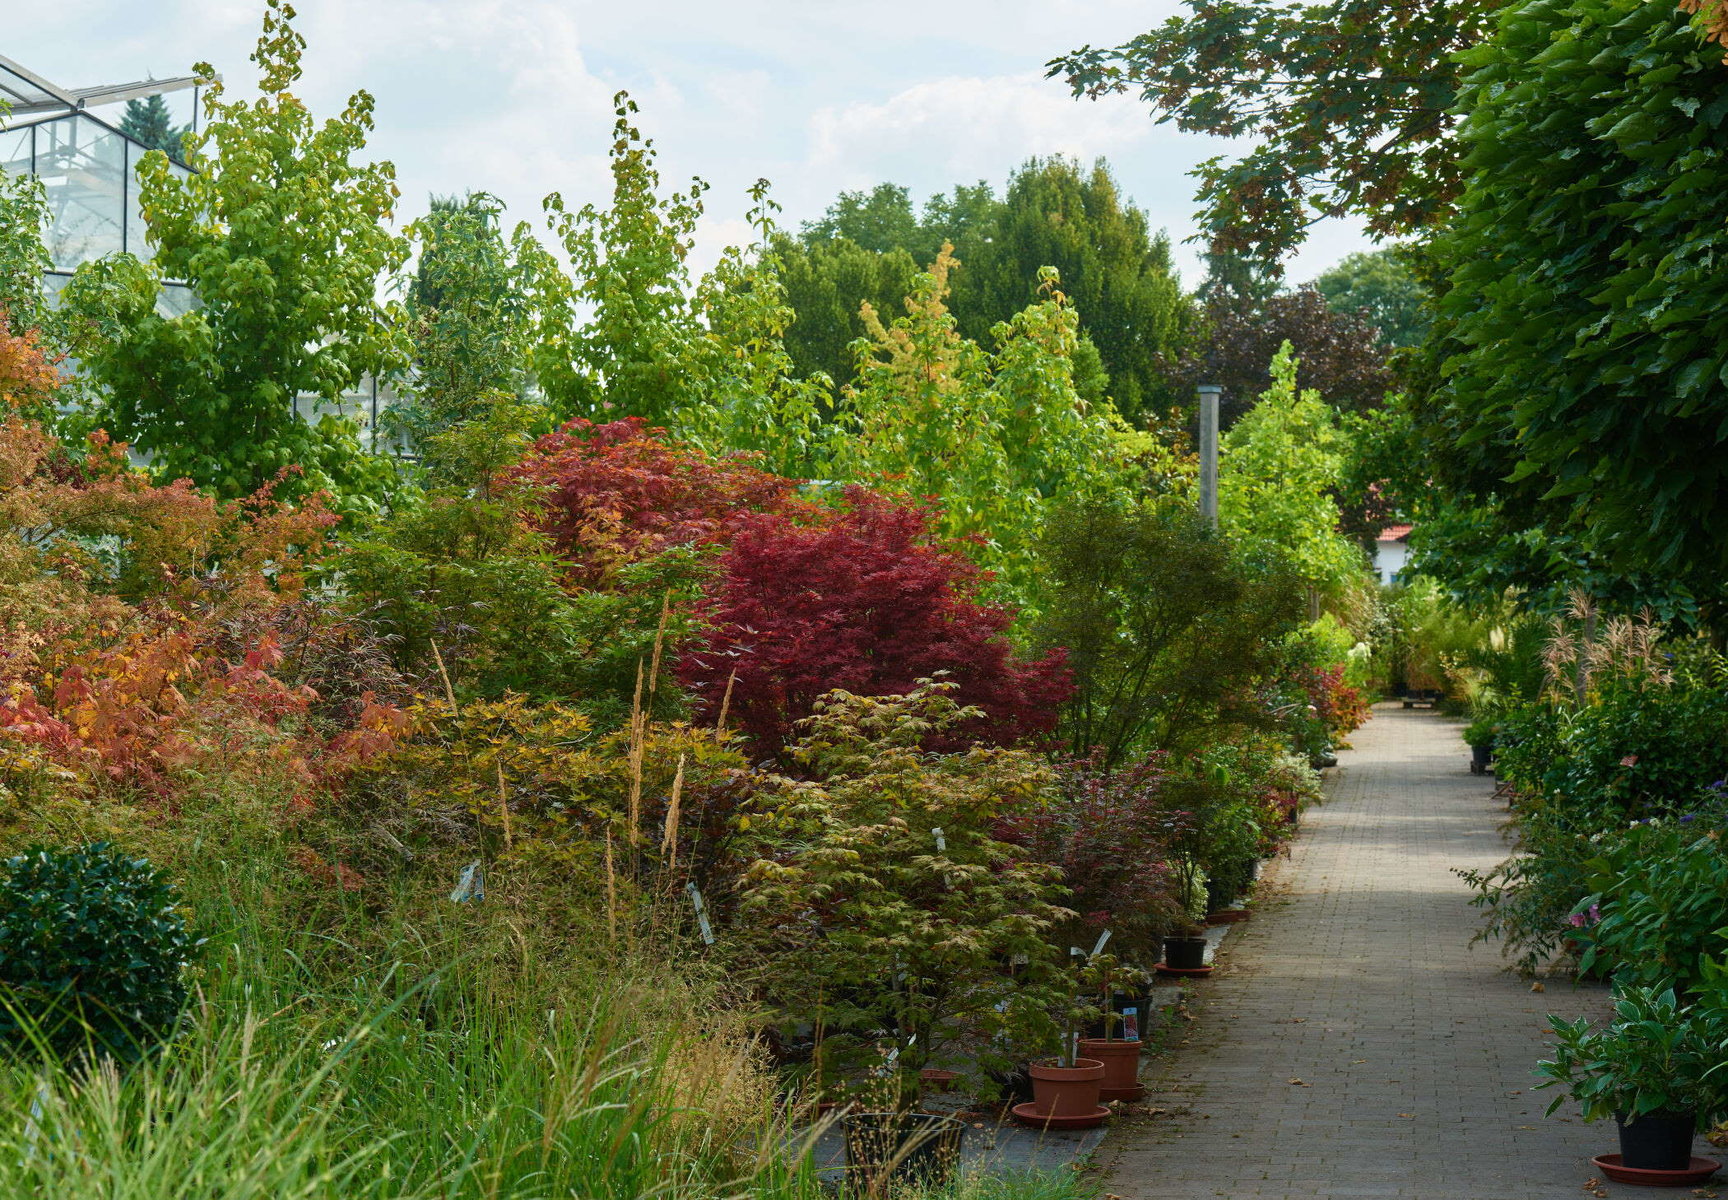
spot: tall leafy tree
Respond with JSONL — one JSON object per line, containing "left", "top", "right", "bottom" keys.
{"left": 949, "top": 157, "right": 1194, "bottom": 422}
{"left": 1218, "top": 343, "right": 1363, "bottom": 596}
{"left": 527, "top": 93, "right": 712, "bottom": 427}
{"left": 1314, "top": 247, "right": 1430, "bottom": 349}
{"left": 391, "top": 191, "right": 531, "bottom": 476}
{"left": 774, "top": 234, "right": 918, "bottom": 393}
{"left": 1174, "top": 286, "right": 1390, "bottom": 427}
{"left": 832, "top": 248, "right": 1136, "bottom": 604}
{"left": 1048, "top": 1, "right": 1495, "bottom": 271}
{"left": 60, "top": 0, "right": 407, "bottom": 506}
{"left": 117, "top": 94, "right": 189, "bottom": 163}
{"left": 1424, "top": 0, "right": 1728, "bottom": 613}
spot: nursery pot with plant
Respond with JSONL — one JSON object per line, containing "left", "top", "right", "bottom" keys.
{"left": 1028, "top": 1056, "right": 1105, "bottom": 1117}
{"left": 1535, "top": 986, "right": 1728, "bottom": 1172}
{"left": 1076, "top": 954, "right": 1145, "bottom": 1101}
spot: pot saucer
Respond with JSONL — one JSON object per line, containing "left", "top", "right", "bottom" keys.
{"left": 1591, "top": 1153, "right": 1720, "bottom": 1186}
{"left": 1009, "top": 1102, "right": 1110, "bottom": 1130}
{"left": 1155, "top": 962, "right": 1214, "bottom": 978}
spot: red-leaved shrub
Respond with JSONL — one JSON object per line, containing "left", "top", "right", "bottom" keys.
{"left": 514, "top": 417, "right": 798, "bottom": 582}
{"left": 678, "top": 488, "right": 1071, "bottom": 758}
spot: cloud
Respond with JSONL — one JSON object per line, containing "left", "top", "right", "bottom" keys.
{"left": 808, "top": 71, "right": 1151, "bottom": 188}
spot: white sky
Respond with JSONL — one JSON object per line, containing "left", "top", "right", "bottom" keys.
{"left": 11, "top": 0, "right": 1374, "bottom": 286}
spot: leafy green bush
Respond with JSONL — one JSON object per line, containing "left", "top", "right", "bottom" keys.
{"left": 1571, "top": 818, "right": 1728, "bottom": 996}
{"left": 1034, "top": 497, "right": 1302, "bottom": 765}
{"left": 1536, "top": 986, "right": 1728, "bottom": 1127}
{"left": 0, "top": 843, "right": 198, "bottom": 1062}
{"left": 737, "top": 683, "right": 1071, "bottom": 1098}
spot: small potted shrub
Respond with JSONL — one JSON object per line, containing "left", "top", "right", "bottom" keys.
{"left": 0, "top": 843, "right": 199, "bottom": 1066}
{"left": 1535, "top": 986, "right": 1728, "bottom": 1174}
{"left": 1161, "top": 855, "right": 1210, "bottom": 971}
{"left": 1462, "top": 715, "right": 1498, "bottom": 775}
{"left": 1075, "top": 953, "right": 1145, "bottom": 1102}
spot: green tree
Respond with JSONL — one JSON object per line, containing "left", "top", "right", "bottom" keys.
{"left": 0, "top": 161, "right": 48, "bottom": 335}
{"left": 690, "top": 182, "right": 829, "bottom": 477}
{"left": 117, "top": 94, "right": 189, "bottom": 163}
{"left": 60, "top": 0, "right": 407, "bottom": 506}
{"left": 1425, "top": 0, "right": 1728, "bottom": 611}
{"left": 774, "top": 234, "right": 918, "bottom": 398}
{"left": 950, "top": 157, "right": 1194, "bottom": 423}
{"left": 833, "top": 248, "right": 1138, "bottom": 604}
{"left": 799, "top": 181, "right": 937, "bottom": 259}
{"left": 391, "top": 191, "right": 532, "bottom": 478}
{"left": 1035, "top": 498, "right": 1303, "bottom": 764}
{"left": 527, "top": 92, "right": 713, "bottom": 427}
{"left": 1218, "top": 343, "right": 1363, "bottom": 596}
{"left": 1048, "top": 0, "right": 1493, "bottom": 271}
{"left": 1314, "top": 247, "right": 1430, "bottom": 349}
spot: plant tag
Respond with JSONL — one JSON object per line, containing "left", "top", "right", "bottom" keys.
{"left": 1070, "top": 946, "right": 1083, "bottom": 958}
{"left": 685, "top": 882, "right": 715, "bottom": 945}
{"left": 1121, "top": 1007, "right": 1140, "bottom": 1041}
{"left": 449, "top": 860, "right": 484, "bottom": 903}
{"left": 1090, "top": 929, "right": 1113, "bottom": 958}
{"left": 932, "top": 827, "right": 946, "bottom": 852}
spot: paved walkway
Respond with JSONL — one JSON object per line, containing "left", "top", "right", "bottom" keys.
{"left": 1104, "top": 705, "right": 1647, "bottom": 1200}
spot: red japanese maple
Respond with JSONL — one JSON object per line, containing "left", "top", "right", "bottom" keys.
{"left": 513, "top": 417, "right": 799, "bottom": 581}
{"left": 678, "top": 488, "right": 1071, "bottom": 758}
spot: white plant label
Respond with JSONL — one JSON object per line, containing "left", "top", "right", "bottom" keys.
{"left": 685, "top": 882, "right": 715, "bottom": 945}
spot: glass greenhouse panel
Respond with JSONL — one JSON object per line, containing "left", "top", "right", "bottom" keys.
{"left": 36, "top": 116, "right": 126, "bottom": 270}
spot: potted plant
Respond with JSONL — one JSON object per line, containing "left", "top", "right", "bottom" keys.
{"left": 1161, "top": 855, "right": 1211, "bottom": 970}
{"left": 1535, "top": 986, "right": 1728, "bottom": 1174}
{"left": 1463, "top": 715, "right": 1498, "bottom": 775}
{"left": 1076, "top": 954, "right": 1146, "bottom": 1102}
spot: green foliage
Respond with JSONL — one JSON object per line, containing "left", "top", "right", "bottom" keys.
{"left": 687, "top": 184, "right": 829, "bottom": 477}
{"left": 1429, "top": 0, "right": 1728, "bottom": 604}
{"left": 0, "top": 164, "right": 48, "bottom": 335}
{"left": 529, "top": 93, "right": 712, "bottom": 428}
{"left": 1537, "top": 986, "right": 1728, "bottom": 1125}
{"left": 0, "top": 843, "right": 197, "bottom": 1063}
{"left": 1049, "top": 0, "right": 1489, "bottom": 270}
{"left": 392, "top": 192, "right": 532, "bottom": 477}
{"left": 117, "top": 94, "right": 189, "bottom": 163}
{"left": 1314, "top": 247, "right": 1430, "bottom": 350}
{"left": 786, "top": 161, "right": 1194, "bottom": 421}
{"left": 1218, "top": 344, "right": 1363, "bottom": 594}
{"left": 946, "top": 158, "right": 1194, "bottom": 422}
{"left": 1572, "top": 819, "right": 1728, "bottom": 996}
{"left": 833, "top": 250, "right": 1136, "bottom": 605}
{"left": 774, "top": 233, "right": 919, "bottom": 392}
{"left": 1034, "top": 498, "right": 1304, "bottom": 765}
{"left": 739, "top": 684, "right": 1072, "bottom": 1093}
{"left": 60, "top": 0, "right": 407, "bottom": 507}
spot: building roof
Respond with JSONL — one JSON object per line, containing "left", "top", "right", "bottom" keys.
{"left": 0, "top": 54, "right": 200, "bottom": 121}
{"left": 1377, "top": 524, "right": 1414, "bottom": 543}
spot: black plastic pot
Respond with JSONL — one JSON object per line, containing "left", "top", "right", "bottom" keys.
{"left": 1469, "top": 742, "right": 1494, "bottom": 775}
{"left": 842, "top": 1111, "right": 964, "bottom": 1196}
{"left": 1616, "top": 1110, "right": 1696, "bottom": 1170}
{"left": 1163, "top": 935, "right": 1208, "bottom": 971}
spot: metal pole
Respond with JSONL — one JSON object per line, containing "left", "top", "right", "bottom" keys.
{"left": 1197, "top": 384, "right": 1221, "bottom": 529}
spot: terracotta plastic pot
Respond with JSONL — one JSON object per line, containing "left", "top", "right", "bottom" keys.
{"left": 1077, "top": 1038, "right": 1143, "bottom": 1101}
{"left": 1028, "top": 1057, "right": 1104, "bottom": 1117}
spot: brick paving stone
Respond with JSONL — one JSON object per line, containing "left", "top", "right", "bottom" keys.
{"left": 1102, "top": 705, "right": 1679, "bottom": 1199}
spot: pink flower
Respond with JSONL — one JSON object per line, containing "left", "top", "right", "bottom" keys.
{"left": 1621, "top": 755, "right": 1639, "bottom": 767}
